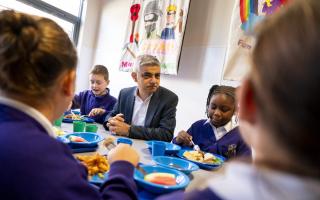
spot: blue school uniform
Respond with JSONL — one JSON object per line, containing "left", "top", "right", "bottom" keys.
{"left": 173, "top": 119, "right": 251, "bottom": 159}
{"left": 0, "top": 98, "right": 137, "bottom": 200}
{"left": 72, "top": 89, "right": 117, "bottom": 124}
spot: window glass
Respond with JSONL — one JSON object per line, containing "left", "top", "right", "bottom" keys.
{"left": 0, "top": 0, "right": 83, "bottom": 44}
{"left": 40, "top": 0, "right": 82, "bottom": 16}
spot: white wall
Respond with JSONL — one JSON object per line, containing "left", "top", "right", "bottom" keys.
{"left": 77, "top": 0, "right": 237, "bottom": 135}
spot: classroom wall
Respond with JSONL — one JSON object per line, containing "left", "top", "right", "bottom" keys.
{"left": 77, "top": 0, "right": 237, "bottom": 135}
{"left": 76, "top": 0, "right": 102, "bottom": 91}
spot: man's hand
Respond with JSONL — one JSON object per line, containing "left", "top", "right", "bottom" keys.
{"left": 176, "top": 130, "right": 193, "bottom": 146}
{"left": 89, "top": 108, "right": 106, "bottom": 117}
{"left": 107, "top": 113, "right": 130, "bottom": 136}
{"left": 111, "top": 113, "right": 125, "bottom": 122}
{"left": 108, "top": 144, "right": 139, "bottom": 166}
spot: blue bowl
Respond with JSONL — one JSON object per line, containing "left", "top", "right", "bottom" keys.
{"left": 62, "top": 132, "right": 104, "bottom": 148}
{"left": 90, "top": 172, "right": 109, "bottom": 185}
{"left": 176, "top": 149, "right": 225, "bottom": 170}
{"left": 134, "top": 165, "right": 190, "bottom": 194}
{"left": 145, "top": 141, "right": 181, "bottom": 154}
{"left": 153, "top": 156, "right": 199, "bottom": 174}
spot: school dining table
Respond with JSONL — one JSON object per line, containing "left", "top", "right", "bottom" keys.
{"left": 59, "top": 122, "right": 225, "bottom": 198}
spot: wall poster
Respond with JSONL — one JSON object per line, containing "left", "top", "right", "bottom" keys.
{"left": 223, "top": 0, "right": 288, "bottom": 81}
{"left": 119, "top": 0, "right": 191, "bottom": 75}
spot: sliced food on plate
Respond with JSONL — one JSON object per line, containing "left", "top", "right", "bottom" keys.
{"left": 144, "top": 172, "right": 177, "bottom": 186}
{"left": 183, "top": 150, "right": 221, "bottom": 165}
{"left": 69, "top": 135, "right": 88, "bottom": 143}
{"left": 64, "top": 113, "right": 82, "bottom": 120}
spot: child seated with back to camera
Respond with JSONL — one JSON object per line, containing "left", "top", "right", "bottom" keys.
{"left": 71, "top": 65, "right": 117, "bottom": 124}
{"left": 173, "top": 85, "right": 251, "bottom": 159}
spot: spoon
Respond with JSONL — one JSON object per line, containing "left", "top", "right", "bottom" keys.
{"left": 80, "top": 114, "right": 90, "bottom": 118}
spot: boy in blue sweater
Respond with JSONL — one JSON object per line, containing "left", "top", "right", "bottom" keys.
{"left": 72, "top": 65, "right": 117, "bottom": 124}
{"left": 173, "top": 85, "right": 251, "bottom": 159}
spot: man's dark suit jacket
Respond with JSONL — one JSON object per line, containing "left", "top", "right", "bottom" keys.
{"left": 103, "top": 86, "right": 178, "bottom": 142}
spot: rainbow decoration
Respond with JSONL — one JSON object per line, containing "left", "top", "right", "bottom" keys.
{"left": 239, "top": 0, "right": 288, "bottom": 33}
{"left": 262, "top": 0, "right": 288, "bottom": 15}
{"left": 240, "top": 0, "right": 258, "bottom": 24}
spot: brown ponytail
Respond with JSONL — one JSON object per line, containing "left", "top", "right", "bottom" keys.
{"left": 0, "top": 10, "right": 77, "bottom": 98}
{"left": 251, "top": 0, "right": 320, "bottom": 178}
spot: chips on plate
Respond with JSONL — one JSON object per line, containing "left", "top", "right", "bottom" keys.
{"left": 76, "top": 153, "right": 109, "bottom": 179}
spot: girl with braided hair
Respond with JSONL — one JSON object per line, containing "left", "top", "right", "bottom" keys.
{"left": 173, "top": 85, "right": 251, "bottom": 159}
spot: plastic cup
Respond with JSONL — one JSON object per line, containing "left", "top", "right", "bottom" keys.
{"left": 152, "top": 141, "right": 166, "bottom": 157}
{"left": 85, "top": 124, "right": 98, "bottom": 133}
{"left": 53, "top": 115, "right": 64, "bottom": 127}
{"left": 73, "top": 121, "right": 86, "bottom": 132}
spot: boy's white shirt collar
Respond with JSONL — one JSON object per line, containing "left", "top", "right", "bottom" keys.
{"left": 208, "top": 162, "right": 320, "bottom": 200}
{"left": 0, "top": 96, "right": 55, "bottom": 138}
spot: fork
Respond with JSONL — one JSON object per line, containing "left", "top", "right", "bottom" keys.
{"left": 70, "top": 109, "right": 75, "bottom": 116}
{"left": 80, "top": 115, "right": 90, "bottom": 119}
{"left": 70, "top": 110, "right": 80, "bottom": 119}
{"left": 189, "top": 139, "right": 200, "bottom": 152}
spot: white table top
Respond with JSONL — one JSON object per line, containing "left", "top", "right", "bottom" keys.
{"left": 59, "top": 122, "right": 224, "bottom": 191}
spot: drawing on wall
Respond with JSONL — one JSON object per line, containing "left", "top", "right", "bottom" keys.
{"left": 119, "top": 0, "right": 191, "bottom": 75}
{"left": 223, "top": 0, "right": 288, "bottom": 81}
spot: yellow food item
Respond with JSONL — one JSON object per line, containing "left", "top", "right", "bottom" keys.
{"left": 183, "top": 151, "right": 221, "bottom": 164}
{"left": 64, "top": 113, "right": 82, "bottom": 120}
{"left": 76, "top": 153, "right": 109, "bottom": 179}
{"left": 52, "top": 126, "right": 65, "bottom": 136}
{"left": 183, "top": 150, "right": 204, "bottom": 162}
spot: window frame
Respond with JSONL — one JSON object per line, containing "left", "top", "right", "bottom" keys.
{"left": 17, "top": 0, "right": 84, "bottom": 45}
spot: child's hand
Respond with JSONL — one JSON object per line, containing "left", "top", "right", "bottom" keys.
{"left": 107, "top": 143, "right": 139, "bottom": 167}
{"left": 88, "top": 108, "right": 105, "bottom": 117}
{"left": 176, "top": 131, "right": 193, "bottom": 146}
